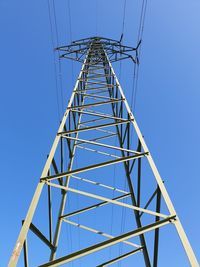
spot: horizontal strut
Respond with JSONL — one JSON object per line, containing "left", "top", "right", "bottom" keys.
{"left": 60, "top": 193, "right": 131, "bottom": 219}
{"left": 67, "top": 99, "right": 124, "bottom": 110}
{"left": 71, "top": 174, "right": 128, "bottom": 194}
{"left": 45, "top": 182, "right": 168, "bottom": 218}
{"left": 96, "top": 248, "right": 143, "bottom": 267}
{"left": 63, "top": 219, "right": 141, "bottom": 248}
{"left": 63, "top": 135, "right": 139, "bottom": 154}
{"left": 58, "top": 120, "right": 132, "bottom": 135}
{"left": 40, "top": 153, "right": 147, "bottom": 182}
{"left": 38, "top": 216, "right": 176, "bottom": 267}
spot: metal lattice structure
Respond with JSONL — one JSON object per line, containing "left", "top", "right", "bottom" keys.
{"left": 9, "top": 37, "right": 199, "bottom": 267}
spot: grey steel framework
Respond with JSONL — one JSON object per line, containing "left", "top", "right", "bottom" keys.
{"left": 9, "top": 37, "right": 199, "bottom": 267}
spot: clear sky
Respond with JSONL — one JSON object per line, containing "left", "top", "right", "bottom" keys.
{"left": 0, "top": 0, "right": 200, "bottom": 266}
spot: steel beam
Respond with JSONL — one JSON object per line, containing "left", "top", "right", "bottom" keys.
{"left": 27, "top": 222, "right": 55, "bottom": 251}
{"left": 153, "top": 187, "right": 161, "bottom": 267}
{"left": 76, "top": 145, "right": 120, "bottom": 158}
{"left": 23, "top": 239, "right": 28, "bottom": 267}
{"left": 63, "top": 219, "right": 141, "bottom": 248}
{"left": 70, "top": 108, "right": 128, "bottom": 122}
{"left": 60, "top": 193, "right": 131, "bottom": 219}
{"left": 71, "top": 174, "right": 129, "bottom": 194}
{"left": 96, "top": 248, "right": 143, "bottom": 267}
{"left": 67, "top": 98, "right": 123, "bottom": 110}
{"left": 45, "top": 182, "right": 168, "bottom": 218}
{"left": 58, "top": 120, "right": 132, "bottom": 135}
{"left": 63, "top": 135, "right": 140, "bottom": 154}
{"left": 41, "top": 153, "right": 147, "bottom": 182}
{"left": 38, "top": 216, "right": 176, "bottom": 267}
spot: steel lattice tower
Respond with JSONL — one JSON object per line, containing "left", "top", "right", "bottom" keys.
{"left": 9, "top": 37, "right": 199, "bottom": 267}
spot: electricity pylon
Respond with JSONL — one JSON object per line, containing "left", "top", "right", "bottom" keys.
{"left": 9, "top": 37, "right": 199, "bottom": 267}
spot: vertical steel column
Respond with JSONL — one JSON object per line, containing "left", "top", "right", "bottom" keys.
{"left": 153, "top": 186, "right": 161, "bottom": 267}
{"left": 22, "top": 221, "right": 28, "bottom": 267}
{"left": 137, "top": 140, "right": 141, "bottom": 208}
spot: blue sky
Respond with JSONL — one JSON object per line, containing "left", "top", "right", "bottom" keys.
{"left": 0, "top": 0, "right": 200, "bottom": 266}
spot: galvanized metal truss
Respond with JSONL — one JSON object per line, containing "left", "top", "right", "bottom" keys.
{"left": 9, "top": 37, "right": 199, "bottom": 267}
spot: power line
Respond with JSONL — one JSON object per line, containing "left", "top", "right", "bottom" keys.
{"left": 122, "top": 0, "right": 127, "bottom": 40}
{"left": 67, "top": 0, "right": 75, "bottom": 85}
{"left": 95, "top": 0, "right": 99, "bottom": 36}
{"left": 52, "top": 0, "right": 59, "bottom": 46}
{"left": 131, "top": 0, "right": 148, "bottom": 113}
{"left": 52, "top": 0, "right": 64, "bottom": 114}
{"left": 67, "top": 0, "right": 73, "bottom": 42}
{"left": 47, "top": 0, "right": 61, "bottom": 122}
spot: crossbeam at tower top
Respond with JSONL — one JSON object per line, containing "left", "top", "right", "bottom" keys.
{"left": 56, "top": 36, "right": 141, "bottom": 63}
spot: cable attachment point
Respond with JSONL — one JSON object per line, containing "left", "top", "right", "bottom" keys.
{"left": 136, "top": 39, "right": 142, "bottom": 64}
